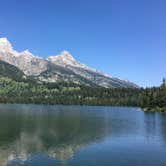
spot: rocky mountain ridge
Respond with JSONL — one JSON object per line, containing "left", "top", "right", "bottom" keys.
{"left": 0, "top": 38, "right": 138, "bottom": 88}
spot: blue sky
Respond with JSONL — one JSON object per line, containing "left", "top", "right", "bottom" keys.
{"left": 0, "top": 0, "right": 165, "bottom": 87}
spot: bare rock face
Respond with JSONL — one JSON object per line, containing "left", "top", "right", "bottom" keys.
{"left": 47, "top": 51, "right": 137, "bottom": 88}
{"left": 0, "top": 38, "right": 48, "bottom": 76}
{"left": 0, "top": 38, "right": 138, "bottom": 88}
{"left": 17, "top": 51, "right": 48, "bottom": 76}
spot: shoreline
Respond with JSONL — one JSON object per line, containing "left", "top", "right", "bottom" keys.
{"left": 0, "top": 103, "right": 165, "bottom": 113}
{"left": 143, "top": 107, "right": 166, "bottom": 113}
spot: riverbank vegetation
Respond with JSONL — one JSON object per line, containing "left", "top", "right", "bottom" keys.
{"left": 0, "top": 77, "right": 165, "bottom": 112}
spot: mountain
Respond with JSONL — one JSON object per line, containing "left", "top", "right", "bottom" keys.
{"left": 0, "top": 38, "right": 138, "bottom": 88}
{"left": 0, "top": 38, "right": 47, "bottom": 76}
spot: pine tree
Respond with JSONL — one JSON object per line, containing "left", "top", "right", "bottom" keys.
{"left": 162, "top": 78, "right": 166, "bottom": 88}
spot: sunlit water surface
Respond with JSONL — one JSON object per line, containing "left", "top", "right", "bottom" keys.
{"left": 0, "top": 104, "right": 166, "bottom": 166}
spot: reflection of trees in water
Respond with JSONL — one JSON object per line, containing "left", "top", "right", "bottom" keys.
{"left": 143, "top": 112, "right": 158, "bottom": 140}
{"left": 156, "top": 114, "right": 166, "bottom": 144}
{"left": 0, "top": 105, "right": 111, "bottom": 165}
{"left": 143, "top": 112, "right": 166, "bottom": 143}
{"left": 1, "top": 105, "right": 164, "bottom": 166}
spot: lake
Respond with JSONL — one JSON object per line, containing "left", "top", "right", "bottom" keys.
{"left": 0, "top": 104, "right": 166, "bottom": 166}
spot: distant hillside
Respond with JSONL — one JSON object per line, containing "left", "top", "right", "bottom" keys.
{"left": 0, "top": 60, "right": 26, "bottom": 81}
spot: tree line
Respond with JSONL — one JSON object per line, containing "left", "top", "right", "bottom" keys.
{"left": 0, "top": 77, "right": 165, "bottom": 112}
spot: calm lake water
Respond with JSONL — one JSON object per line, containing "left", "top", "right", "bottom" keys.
{"left": 0, "top": 105, "right": 166, "bottom": 166}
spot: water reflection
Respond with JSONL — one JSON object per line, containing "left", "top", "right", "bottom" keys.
{"left": 0, "top": 105, "right": 165, "bottom": 166}
{"left": 143, "top": 112, "right": 158, "bottom": 140}
{"left": 156, "top": 113, "right": 166, "bottom": 144}
{"left": 0, "top": 105, "right": 111, "bottom": 165}
{"left": 143, "top": 112, "right": 166, "bottom": 142}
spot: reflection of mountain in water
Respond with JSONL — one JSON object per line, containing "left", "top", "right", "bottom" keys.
{"left": 0, "top": 105, "right": 113, "bottom": 166}
{"left": 0, "top": 105, "right": 166, "bottom": 166}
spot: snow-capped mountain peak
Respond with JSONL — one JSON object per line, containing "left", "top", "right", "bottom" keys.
{"left": 48, "top": 50, "right": 112, "bottom": 76}
{"left": 0, "top": 37, "right": 20, "bottom": 57}
{"left": 20, "top": 49, "right": 34, "bottom": 60}
{"left": 59, "top": 50, "right": 75, "bottom": 59}
{"left": 22, "top": 49, "right": 32, "bottom": 55}
{"left": 0, "top": 37, "right": 13, "bottom": 51}
{"left": 0, "top": 37, "right": 138, "bottom": 88}
{"left": 48, "top": 50, "right": 81, "bottom": 67}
